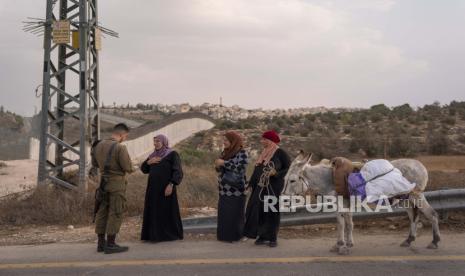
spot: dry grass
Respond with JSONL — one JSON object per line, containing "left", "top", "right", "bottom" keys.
{"left": 0, "top": 185, "right": 95, "bottom": 226}
{"left": 0, "top": 149, "right": 219, "bottom": 227}
{"left": 177, "top": 166, "right": 218, "bottom": 209}
{"left": 417, "top": 155, "right": 465, "bottom": 172}
{"left": 2, "top": 151, "right": 463, "bottom": 227}
{"left": 428, "top": 171, "right": 465, "bottom": 191}
{"left": 415, "top": 155, "right": 465, "bottom": 191}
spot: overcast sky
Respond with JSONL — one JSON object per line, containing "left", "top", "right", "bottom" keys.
{"left": 1, "top": 0, "right": 464, "bottom": 116}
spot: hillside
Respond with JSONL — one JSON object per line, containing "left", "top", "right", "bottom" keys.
{"left": 2, "top": 101, "right": 465, "bottom": 161}
{"left": 182, "top": 101, "right": 465, "bottom": 160}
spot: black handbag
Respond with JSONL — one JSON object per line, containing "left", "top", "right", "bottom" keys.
{"left": 221, "top": 170, "right": 243, "bottom": 188}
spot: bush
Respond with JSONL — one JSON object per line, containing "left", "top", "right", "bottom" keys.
{"left": 392, "top": 104, "right": 414, "bottom": 119}
{"left": 388, "top": 136, "right": 418, "bottom": 158}
{"left": 370, "top": 113, "right": 383, "bottom": 123}
{"left": 458, "top": 134, "right": 465, "bottom": 145}
{"left": 299, "top": 129, "right": 310, "bottom": 137}
{"left": 304, "top": 136, "right": 332, "bottom": 160}
{"left": 267, "top": 123, "right": 280, "bottom": 132}
{"left": 427, "top": 132, "right": 450, "bottom": 155}
{"left": 349, "top": 130, "right": 382, "bottom": 157}
{"left": 282, "top": 130, "right": 291, "bottom": 136}
{"left": 216, "top": 120, "right": 235, "bottom": 130}
{"left": 339, "top": 113, "right": 353, "bottom": 125}
{"left": 422, "top": 102, "right": 442, "bottom": 117}
{"left": 178, "top": 147, "right": 219, "bottom": 166}
{"left": 305, "top": 114, "right": 316, "bottom": 122}
{"left": 303, "top": 120, "right": 314, "bottom": 131}
{"left": 320, "top": 112, "right": 338, "bottom": 125}
{"left": 441, "top": 116, "right": 456, "bottom": 126}
{"left": 370, "top": 104, "right": 391, "bottom": 116}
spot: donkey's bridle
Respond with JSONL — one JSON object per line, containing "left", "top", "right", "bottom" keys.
{"left": 284, "top": 166, "right": 311, "bottom": 195}
{"left": 298, "top": 167, "right": 311, "bottom": 192}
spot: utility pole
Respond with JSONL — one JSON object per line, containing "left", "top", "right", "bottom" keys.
{"left": 35, "top": 0, "right": 102, "bottom": 190}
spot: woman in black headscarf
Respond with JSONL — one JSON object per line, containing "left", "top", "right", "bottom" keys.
{"left": 215, "top": 131, "right": 249, "bottom": 242}
{"left": 140, "top": 134, "right": 184, "bottom": 242}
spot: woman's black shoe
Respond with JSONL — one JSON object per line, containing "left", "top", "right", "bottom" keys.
{"left": 269, "top": 241, "right": 278, "bottom": 248}
{"left": 254, "top": 238, "right": 268, "bottom": 245}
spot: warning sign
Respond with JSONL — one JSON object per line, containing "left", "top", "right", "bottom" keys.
{"left": 52, "top": 21, "right": 70, "bottom": 44}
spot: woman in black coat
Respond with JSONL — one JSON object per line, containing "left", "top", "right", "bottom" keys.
{"left": 215, "top": 131, "right": 249, "bottom": 242}
{"left": 243, "top": 130, "right": 290, "bottom": 248}
{"left": 140, "top": 134, "right": 184, "bottom": 242}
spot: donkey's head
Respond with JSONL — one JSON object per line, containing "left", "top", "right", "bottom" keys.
{"left": 283, "top": 151, "right": 334, "bottom": 196}
{"left": 283, "top": 151, "right": 313, "bottom": 196}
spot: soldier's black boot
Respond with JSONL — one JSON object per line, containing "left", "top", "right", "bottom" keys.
{"left": 97, "top": 234, "right": 106, "bottom": 253}
{"left": 104, "top": 235, "right": 129, "bottom": 254}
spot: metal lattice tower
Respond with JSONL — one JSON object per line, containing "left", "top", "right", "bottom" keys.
{"left": 37, "top": 0, "right": 101, "bottom": 190}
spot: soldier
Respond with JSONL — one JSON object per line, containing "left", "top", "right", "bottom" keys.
{"left": 91, "top": 123, "right": 135, "bottom": 254}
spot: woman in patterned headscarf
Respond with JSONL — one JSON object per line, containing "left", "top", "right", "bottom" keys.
{"left": 215, "top": 131, "right": 249, "bottom": 242}
{"left": 140, "top": 134, "right": 184, "bottom": 242}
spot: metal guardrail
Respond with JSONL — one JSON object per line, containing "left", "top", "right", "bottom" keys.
{"left": 183, "top": 188, "right": 465, "bottom": 233}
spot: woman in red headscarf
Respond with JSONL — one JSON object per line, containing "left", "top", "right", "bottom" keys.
{"left": 243, "top": 130, "right": 290, "bottom": 248}
{"left": 215, "top": 131, "right": 249, "bottom": 242}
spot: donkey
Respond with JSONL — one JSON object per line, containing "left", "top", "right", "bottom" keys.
{"left": 282, "top": 152, "right": 441, "bottom": 255}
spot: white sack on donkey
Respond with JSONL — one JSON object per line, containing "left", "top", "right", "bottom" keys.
{"left": 361, "top": 159, "right": 416, "bottom": 203}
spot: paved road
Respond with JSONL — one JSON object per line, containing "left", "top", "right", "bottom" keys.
{"left": 1, "top": 234, "right": 465, "bottom": 275}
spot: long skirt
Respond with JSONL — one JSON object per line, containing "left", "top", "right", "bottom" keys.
{"left": 244, "top": 182, "right": 282, "bottom": 241}
{"left": 217, "top": 195, "right": 246, "bottom": 242}
{"left": 141, "top": 188, "right": 184, "bottom": 242}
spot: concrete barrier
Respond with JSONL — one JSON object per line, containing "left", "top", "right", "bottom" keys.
{"left": 123, "top": 117, "right": 215, "bottom": 162}
{"left": 29, "top": 116, "right": 215, "bottom": 169}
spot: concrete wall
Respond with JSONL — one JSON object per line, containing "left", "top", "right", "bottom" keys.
{"left": 29, "top": 117, "right": 215, "bottom": 168}
{"left": 123, "top": 117, "right": 215, "bottom": 162}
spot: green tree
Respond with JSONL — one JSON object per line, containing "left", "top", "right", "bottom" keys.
{"left": 370, "top": 104, "right": 391, "bottom": 116}
{"left": 392, "top": 104, "right": 414, "bottom": 120}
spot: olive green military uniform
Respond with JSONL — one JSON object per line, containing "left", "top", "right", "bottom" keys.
{"left": 92, "top": 138, "right": 135, "bottom": 235}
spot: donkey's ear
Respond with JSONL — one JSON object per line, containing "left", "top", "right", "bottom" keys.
{"left": 296, "top": 150, "right": 306, "bottom": 160}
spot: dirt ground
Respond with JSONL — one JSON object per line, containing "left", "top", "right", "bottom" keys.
{"left": 0, "top": 160, "right": 37, "bottom": 198}
{"left": 1, "top": 211, "right": 464, "bottom": 247}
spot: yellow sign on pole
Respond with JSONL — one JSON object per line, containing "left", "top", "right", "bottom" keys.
{"left": 72, "top": 30, "right": 79, "bottom": 49}
{"left": 95, "top": 28, "right": 102, "bottom": 50}
{"left": 52, "top": 20, "right": 70, "bottom": 44}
